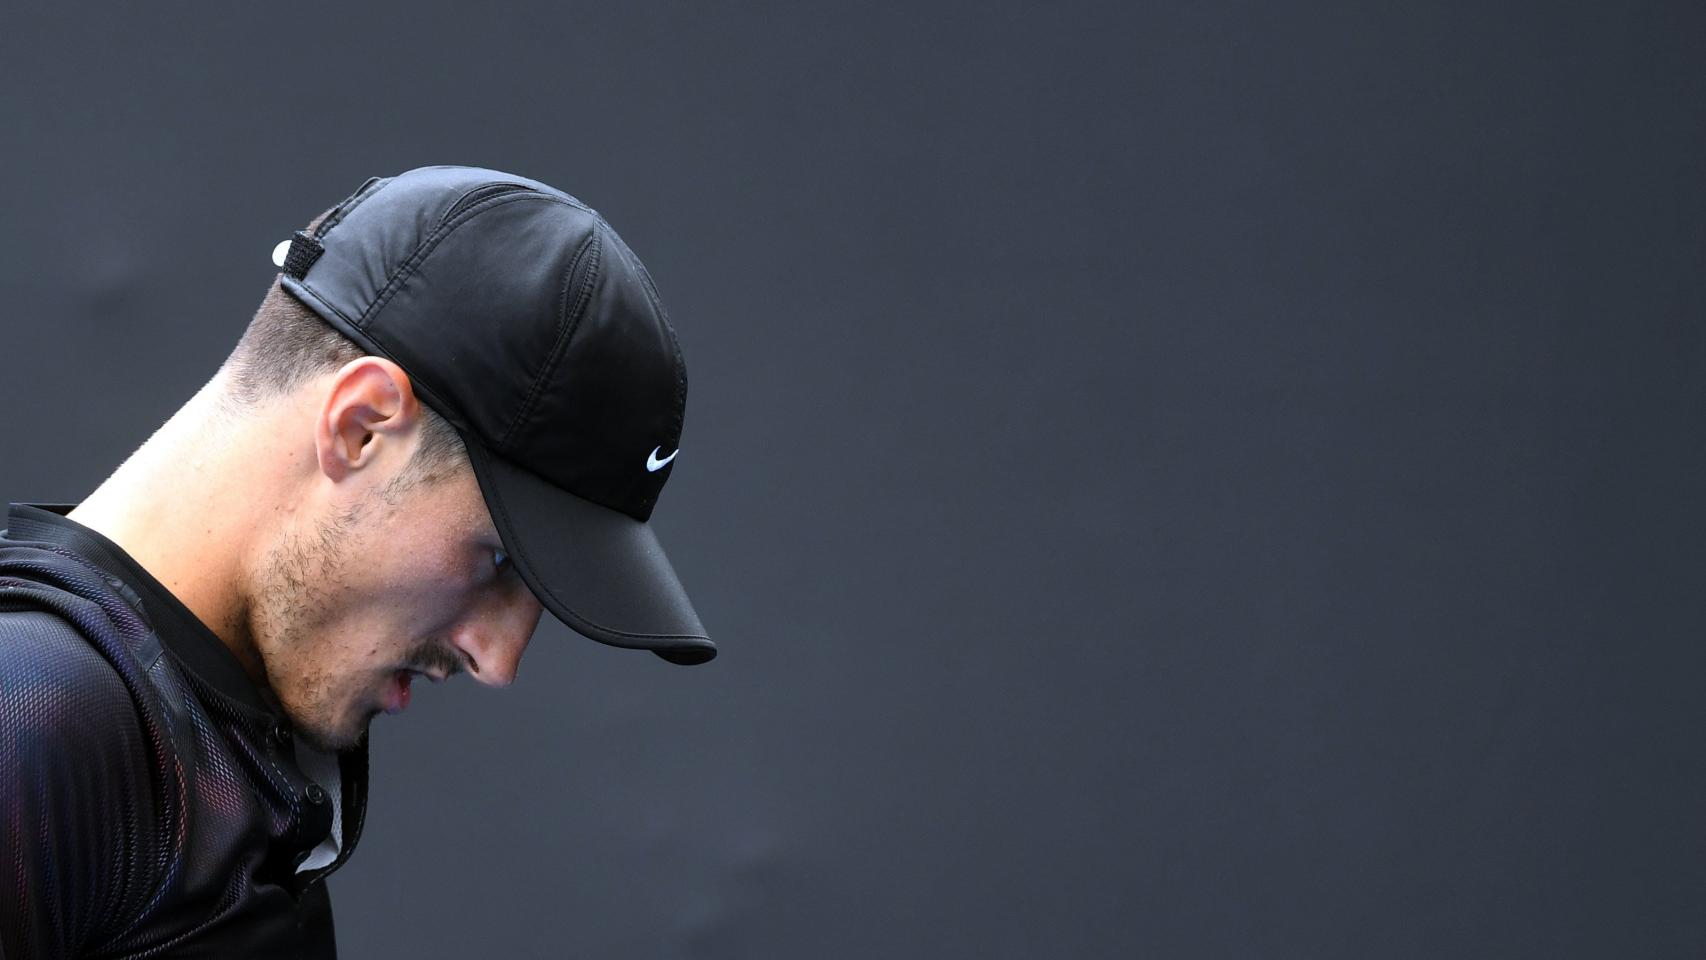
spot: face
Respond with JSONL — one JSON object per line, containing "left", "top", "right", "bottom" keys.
{"left": 250, "top": 458, "right": 545, "bottom": 752}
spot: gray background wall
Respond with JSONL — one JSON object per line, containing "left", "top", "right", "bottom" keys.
{"left": 2, "top": 2, "right": 1702, "bottom": 957}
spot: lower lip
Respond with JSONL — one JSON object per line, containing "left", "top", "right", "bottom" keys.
{"left": 385, "top": 671, "right": 412, "bottom": 714}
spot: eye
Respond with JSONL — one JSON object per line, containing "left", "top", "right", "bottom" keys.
{"left": 493, "top": 548, "right": 511, "bottom": 572}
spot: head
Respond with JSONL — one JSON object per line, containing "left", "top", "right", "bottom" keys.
{"left": 218, "top": 245, "right": 544, "bottom": 752}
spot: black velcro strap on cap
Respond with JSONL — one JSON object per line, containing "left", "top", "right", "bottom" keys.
{"left": 282, "top": 230, "right": 325, "bottom": 278}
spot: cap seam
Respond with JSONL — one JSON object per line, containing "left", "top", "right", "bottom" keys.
{"left": 314, "top": 176, "right": 387, "bottom": 239}
{"left": 352, "top": 191, "right": 549, "bottom": 336}
{"left": 498, "top": 230, "right": 601, "bottom": 449}
{"left": 438, "top": 182, "right": 533, "bottom": 227}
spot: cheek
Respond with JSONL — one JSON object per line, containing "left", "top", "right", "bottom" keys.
{"left": 365, "top": 549, "right": 481, "bottom": 627}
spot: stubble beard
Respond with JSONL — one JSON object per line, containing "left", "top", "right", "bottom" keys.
{"left": 251, "top": 506, "right": 367, "bottom": 753}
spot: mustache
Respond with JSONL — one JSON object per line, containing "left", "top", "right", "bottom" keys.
{"left": 403, "top": 642, "right": 467, "bottom": 679}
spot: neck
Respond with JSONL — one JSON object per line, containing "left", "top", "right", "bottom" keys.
{"left": 68, "top": 372, "right": 291, "bottom": 703}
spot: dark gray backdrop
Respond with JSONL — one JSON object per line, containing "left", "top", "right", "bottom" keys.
{"left": 2, "top": 2, "right": 1702, "bottom": 957}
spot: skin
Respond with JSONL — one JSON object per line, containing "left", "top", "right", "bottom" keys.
{"left": 68, "top": 357, "right": 545, "bottom": 753}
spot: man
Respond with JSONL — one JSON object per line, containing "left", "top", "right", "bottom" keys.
{"left": 0, "top": 165, "right": 716, "bottom": 958}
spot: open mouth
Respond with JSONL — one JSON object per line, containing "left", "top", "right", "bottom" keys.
{"left": 385, "top": 659, "right": 453, "bottom": 714}
{"left": 384, "top": 670, "right": 413, "bottom": 714}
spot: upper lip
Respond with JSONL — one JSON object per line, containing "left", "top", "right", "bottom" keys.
{"left": 405, "top": 667, "right": 448, "bottom": 684}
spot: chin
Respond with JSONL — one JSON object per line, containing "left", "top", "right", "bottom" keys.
{"left": 294, "top": 716, "right": 366, "bottom": 754}
{"left": 276, "top": 688, "right": 371, "bottom": 753}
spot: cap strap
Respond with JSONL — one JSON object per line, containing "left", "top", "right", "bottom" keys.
{"left": 281, "top": 231, "right": 325, "bottom": 279}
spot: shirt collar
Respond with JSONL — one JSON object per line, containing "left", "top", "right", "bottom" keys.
{"left": 3, "top": 502, "right": 282, "bottom": 717}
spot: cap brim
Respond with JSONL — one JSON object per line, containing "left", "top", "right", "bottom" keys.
{"left": 464, "top": 442, "right": 716, "bottom": 666}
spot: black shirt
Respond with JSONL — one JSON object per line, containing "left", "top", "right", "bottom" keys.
{"left": 0, "top": 503, "right": 369, "bottom": 959}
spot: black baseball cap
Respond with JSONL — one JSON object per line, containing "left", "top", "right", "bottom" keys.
{"left": 274, "top": 165, "right": 715, "bottom": 665}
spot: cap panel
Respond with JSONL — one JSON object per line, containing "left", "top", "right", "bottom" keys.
{"left": 296, "top": 168, "right": 522, "bottom": 336}
{"left": 507, "top": 222, "right": 686, "bottom": 521}
{"left": 354, "top": 194, "right": 598, "bottom": 447}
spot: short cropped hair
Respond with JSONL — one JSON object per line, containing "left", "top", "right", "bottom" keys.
{"left": 219, "top": 210, "right": 467, "bottom": 488}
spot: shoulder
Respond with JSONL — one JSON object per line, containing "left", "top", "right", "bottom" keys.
{"left": 0, "top": 606, "right": 149, "bottom": 769}
{"left": 0, "top": 607, "right": 158, "bottom": 883}
{"left": 0, "top": 609, "right": 156, "bottom": 960}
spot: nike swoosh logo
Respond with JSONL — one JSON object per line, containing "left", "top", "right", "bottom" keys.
{"left": 646, "top": 447, "right": 678, "bottom": 472}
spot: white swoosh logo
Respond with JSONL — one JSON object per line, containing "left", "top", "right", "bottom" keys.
{"left": 646, "top": 446, "right": 678, "bottom": 472}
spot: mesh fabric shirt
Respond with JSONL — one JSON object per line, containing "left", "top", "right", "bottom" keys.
{"left": 0, "top": 503, "right": 370, "bottom": 959}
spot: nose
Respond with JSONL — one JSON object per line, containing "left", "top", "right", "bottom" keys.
{"left": 452, "top": 594, "right": 545, "bottom": 688}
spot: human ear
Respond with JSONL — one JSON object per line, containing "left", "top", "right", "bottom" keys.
{"left": 313, "top": 357, "right": 422, "bottom": 482}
